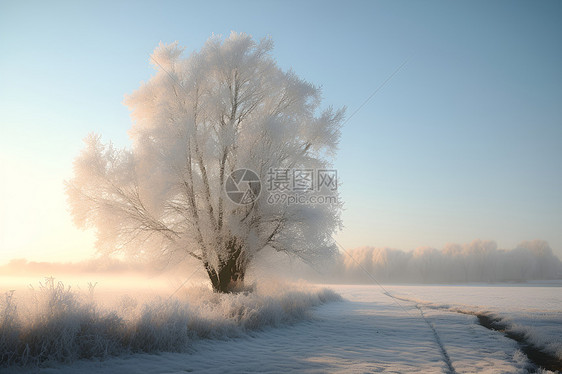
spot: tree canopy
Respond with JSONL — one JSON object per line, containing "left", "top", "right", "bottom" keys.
{"left": 67, "top": 32, "right": 344, "bottom": 292}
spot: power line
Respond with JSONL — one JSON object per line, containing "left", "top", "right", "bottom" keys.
{"left": 342, "top": 55, "right": 412, "bottom": 127}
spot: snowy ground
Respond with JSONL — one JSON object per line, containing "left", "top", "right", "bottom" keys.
{"left": 14, "top": 283, "right": 559, "bottom": 374}
{"left": 386, "top": 283, "right": 562, "bottom": 364}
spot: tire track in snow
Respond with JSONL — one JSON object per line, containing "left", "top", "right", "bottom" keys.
{"left": 380, "top": 291, "right": 457, "bottom": 374}
{"left": 336, "top": 242, "right": 458, "bottom": 373}
{"left": 392, "top": 294, "right": 562, "bottom": 373}
{"left": 415, "top": 304, "right": 457, "bottom": 374}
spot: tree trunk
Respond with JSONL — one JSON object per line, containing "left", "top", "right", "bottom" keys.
{"left": 205, "top": 237, "right": 247, "bottom": 293}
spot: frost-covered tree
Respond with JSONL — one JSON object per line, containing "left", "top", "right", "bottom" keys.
{"left": 66, "top": 32, "right": 344, "bottom": 292}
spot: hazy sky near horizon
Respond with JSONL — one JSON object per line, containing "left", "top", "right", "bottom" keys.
{"left": 1, "top": 0, "right": 561, "bottom": 264}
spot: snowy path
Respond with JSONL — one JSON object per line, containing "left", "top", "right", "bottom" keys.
{"left": 37, "top": 285, "right": 532, "bottom": 374}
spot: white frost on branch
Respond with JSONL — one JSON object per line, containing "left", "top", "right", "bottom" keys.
{"left": 66, "top": 32, "right": 344, "bottom": 292}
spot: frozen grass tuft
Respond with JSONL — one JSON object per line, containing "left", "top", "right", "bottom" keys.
{"left": 0, "top": 278, "right": 340, "bottom": 368}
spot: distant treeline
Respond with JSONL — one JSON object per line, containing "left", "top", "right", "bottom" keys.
{"left": 4, "top": 240, "right": 561, "bottom": 285}
{"left": 329, "top": 240, "right": 562, "bottom": 284}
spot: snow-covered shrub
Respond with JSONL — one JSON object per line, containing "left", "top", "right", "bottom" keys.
{"left": 0, "top": 279, "right": 340, "bottom": 368}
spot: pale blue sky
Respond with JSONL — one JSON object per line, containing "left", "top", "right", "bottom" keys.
{"left": 1, "top": 0, "right": 561, "bottom": 262}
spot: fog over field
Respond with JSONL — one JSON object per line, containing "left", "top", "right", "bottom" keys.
{"left": 330, "top": 240, "right": 562, "bottom": 284}
{"left": 3, "top": 239, "right": 561, "bottom": 286}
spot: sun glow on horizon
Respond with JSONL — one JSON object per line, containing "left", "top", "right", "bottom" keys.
{"left": 0, "top": 156, "right": 96, "bottom": 265}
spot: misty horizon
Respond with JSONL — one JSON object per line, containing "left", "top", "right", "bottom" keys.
{"left": 2, "top": 239, "right": 560, "bottom": 286}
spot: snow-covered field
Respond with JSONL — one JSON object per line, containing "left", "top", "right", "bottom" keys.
{"left": 2, "top": 282, "right": 561, "bottom": 373}
{"left": 386, "top": 283, "right": 562, "bottom": 364}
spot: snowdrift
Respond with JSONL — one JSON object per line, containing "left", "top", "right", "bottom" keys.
{"left": 0, "top": 278, "right": 340, "bottom": 368}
